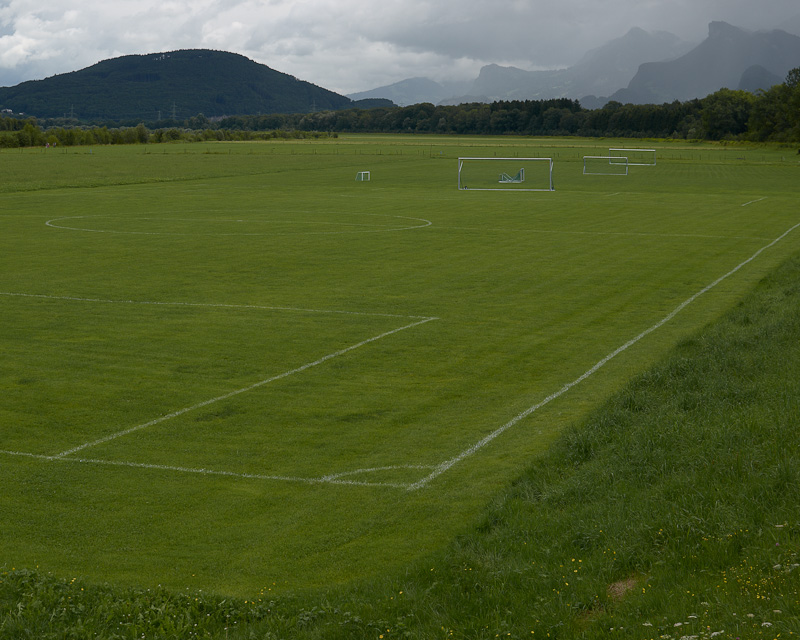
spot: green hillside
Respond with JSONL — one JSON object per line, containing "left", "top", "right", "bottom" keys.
{"left": 0, "top": 49, "right": 354, "bottom": 121}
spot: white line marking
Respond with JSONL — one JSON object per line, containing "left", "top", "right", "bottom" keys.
{"left": 320, "top": 465, "right": 436, "bottom": 482}
{"left": 53, "top": 316, "right": 438, "bottom": 459}
{"left": 5, "top": 220, "right": 797, "bottom": 490}
{"left": 742, "top": 197, "right": 767, "bottom": 207}
{"left": 45, "top": 213, "right": 433, "bottom": 236}
{"left": 0, "top": 450, "right": 422, "bottom": 489}
{"left": 438, "top": 226, "right": 772, "bottom": 241}
{"left": 0, "top": 291, "right": 432, "bottom": 320}
{"left": 406, "top": 220, "right": 800, "bottom": 491}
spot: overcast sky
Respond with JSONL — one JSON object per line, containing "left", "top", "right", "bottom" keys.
{"left": 1, "top": 0, "right": 799, "bottom": 94}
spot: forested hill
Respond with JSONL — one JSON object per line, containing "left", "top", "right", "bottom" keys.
{"left": 0, "top": 49, "right": 356, "bottom": 121}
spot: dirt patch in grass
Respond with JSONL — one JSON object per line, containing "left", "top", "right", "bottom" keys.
{"left": 607, "top": 575, "right": 639, "bottom": 602}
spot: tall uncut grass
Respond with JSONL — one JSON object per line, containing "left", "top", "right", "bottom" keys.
{"left": 2, "top": 239, "right": 798, "bottom": 637}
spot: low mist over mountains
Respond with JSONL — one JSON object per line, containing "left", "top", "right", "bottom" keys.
{"left": 349, "top": 21, "right": 800, "bottom": 108}
{"left": 350, "top": 27, "right": 692, "bottom": 106}
{"left": 608, "top": 21, "right": 800, "bottom": 104}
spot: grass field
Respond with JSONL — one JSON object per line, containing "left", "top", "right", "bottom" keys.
{"left": 1, "top": 135, "right": 799, "bottom": 598}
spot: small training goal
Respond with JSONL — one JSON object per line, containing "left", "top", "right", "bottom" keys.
{"left": 583, "top": 156, "right": 629, "bottom": 175}
{"left": 355, "top": 171, "right": 371, "bottom": 181}
{"left": 458, "top": 157, "right": 554, "bottom": 191}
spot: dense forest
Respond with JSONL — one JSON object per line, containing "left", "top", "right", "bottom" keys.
{"left": 1, "top": 68, "right": 798, "bottom": 147}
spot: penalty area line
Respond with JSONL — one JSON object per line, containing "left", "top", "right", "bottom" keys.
{"left": 0, "top": 291, "right": 432, "bottom": 320}
{"left": 53, "top": 315, "right": 438, "bottom": 459}
{"left": 742, "top": 197, "right": 767, "bottom": 207}
{"left": 407, "top": 219, "right": 800, "bottom": 491}
{"left": 0, "top": 450, "right": 418, "bottom": 489}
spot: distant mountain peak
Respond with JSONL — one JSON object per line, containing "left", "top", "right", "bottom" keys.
{"left": 347, "top": 76, "right": 471, "bottom": 107}
{"left": 608, "top": 21, "right": 800, "bottom": 104}
{"left": 350, "top": 18, "right": 797, "bottom": 109}
{"left": 708, "top": 21, "right": 747, "bottom": 38}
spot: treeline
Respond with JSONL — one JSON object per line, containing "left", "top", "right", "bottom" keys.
{"left": 2, "top": 69, "right": 798, "bottom": 147}
{"left": 0, "top": 120, "right": 334, "bottom": 148}
{"left": 224, "top": 69, "right": 799, "bottom": 142}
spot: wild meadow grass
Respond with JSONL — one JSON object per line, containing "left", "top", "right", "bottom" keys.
{"left": 1, "top": 136, "right": 799, "bottom": 637}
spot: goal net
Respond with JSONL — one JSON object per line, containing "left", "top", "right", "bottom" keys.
{"left": 608, "top": 148, "right": 656, "bottom": 166}
{"left": 583, "top": 156, "right": 629, "bottom": 175}
{"left": 458, "top": 157, "right": 554, "bottom": 191}
{"left": 355, "top": 171, "right": 370, "bottom": 181}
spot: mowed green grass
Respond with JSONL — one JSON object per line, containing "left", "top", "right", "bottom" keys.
{"left": 1, "top": 136, "right": 798, "bottom": 596}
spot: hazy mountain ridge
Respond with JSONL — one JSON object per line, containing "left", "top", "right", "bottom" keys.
{"left": 607, "top": 22, "right": 800, "bottom": 104}
{"left": 347, "top": 77, "right": 471, "bottom": 107}
{"left": 350, "top": 21, "right": 800, "bottom": 107}
{"left": 0, "top": 49, "right": 355, "bottom": 120}
{"left": 348, "top": 27, "right": 693, "bottom": 106}
{"left": 737, "top": 65, "right": 783, "bottom": 93}
{"left": 470, "top": 27, "right": 693, "bottom": 102}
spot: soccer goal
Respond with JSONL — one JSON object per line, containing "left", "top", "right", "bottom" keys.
{"left": 609, "top": 148, "right": 656, "bottom": 166}
{"left": 584, "top": 156, "right": 629, "bottom": 175}
{"left": 355, "top": 171, "right": 371, "bottom": 181}
{"left": 458, "top": 157, "right": 554, "bottom": 191}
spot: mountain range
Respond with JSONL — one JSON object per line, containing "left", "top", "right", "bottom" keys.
{"left": 1, "top": 20, "right": 798, "bottom": 123}
{"left": 348, "top": 21, "right": 800, "bottom": 108}
{"left": 607, "top": 21, "right": 800, "bottom": 104}
{"left": 349, "top": 27, "right": 692, "bottom": 106}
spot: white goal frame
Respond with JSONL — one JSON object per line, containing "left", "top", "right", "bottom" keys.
{"left": 457, "top": 157, "right": 554, "bottom": 191}
{"left": 609, "top": 148, "right": 656, "bottom": 166}
{"left": 584, "top": 156, "right": 629, "bottom": 175}
{"left": 355, "top": 171, "right": 371, "bottom": 181}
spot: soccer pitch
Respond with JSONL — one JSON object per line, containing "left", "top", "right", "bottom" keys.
{"left": 1, "top": 136, "right": 798, "bottom": 595}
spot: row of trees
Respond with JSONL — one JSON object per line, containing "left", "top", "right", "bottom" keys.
{"left": 227, "top": 70, "right": 798, "bottom": 141}
{"left": 0, "top": 121, "right": 333, "bottom": 148}
{"left": 2, "top": 69, "right": 798, "bottom": 147}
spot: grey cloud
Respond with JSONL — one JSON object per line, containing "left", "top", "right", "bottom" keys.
{"left": 0, "top": 0, "right": 798, "bottom": 94}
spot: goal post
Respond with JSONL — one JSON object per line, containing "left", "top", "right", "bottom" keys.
{"left": 608, "top": 148, "right": 656, "bottom": 166}
{"left": 457, "top": 157, "right": 554, "bottom": 191}
{"left": 355, "top": 171, "right": 370, "bottom": 181}
{"left": 584, "top": 156, "right": 629, "bottom": 175}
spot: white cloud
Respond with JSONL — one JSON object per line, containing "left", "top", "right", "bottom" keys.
{"left": 0, "top": 0, "right": 798, "bottom": 93}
